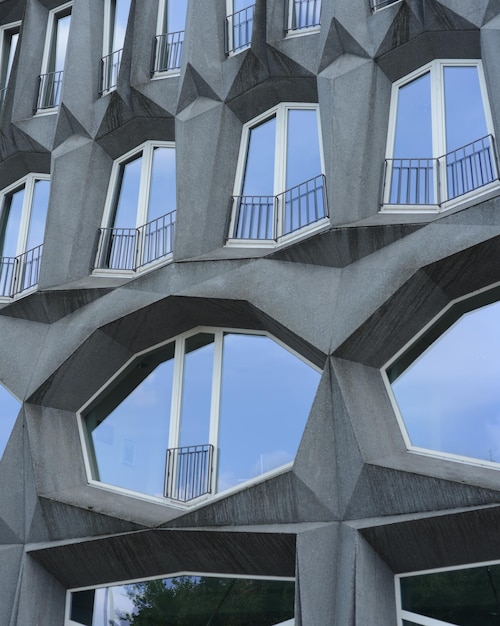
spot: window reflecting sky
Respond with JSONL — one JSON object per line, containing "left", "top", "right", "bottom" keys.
{"left": 167, "top": 0, "right": 188, "bottom": 33}
{"left": 0, "top": 384, "right": 20, "bottom": 460}
{"left": 392, "top": 300, "right": 500, "bottom": 464}
{"left": 242, "top": 116, "right": 276, "bottom": 197}
{"left": 112, "top": 0, "right": 131, "bottom": 52}
{"left": 26, "top": 179, "right": 50, "bottom": 251}
{"left": 0, "top": 186, "right": 24, "bottom": 257}
{"left": 52, "top": 12, "right": 71, "bottom": 73}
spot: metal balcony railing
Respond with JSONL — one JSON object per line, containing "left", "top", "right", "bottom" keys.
{"left": 225, "top": 5, "right": 254, "bottom": 54}
{"left": 164, "top": 444, "right": 214, "bottom": 502}
{"left": 0, "top": 244, "right": 43, "bottom": 298}
{"left": 100, "top": 49, "right": 122, "bottom": 94}
{"left": 370, "top": 0, "right": 402, "bottom": 11}
{"left": 288, "top": 0, "right": 321, "bottom": 31}
{"left": 94, "top": 210, "right": 176, "bottom": 271}
{"left": 383, "top": 135, "right": 499, "bottom": 207}
{"left": 36, "top": 71, "right": 64, "bottom": 110}
{"left": 152, "top": 31, "right": 184, "bottom": 73}
{"left": 230, "top": 174, "right": 328, "bottom": 241}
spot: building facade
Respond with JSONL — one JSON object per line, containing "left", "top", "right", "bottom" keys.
{"left": 1, "top": 0, "right": 500, "bottom": 623}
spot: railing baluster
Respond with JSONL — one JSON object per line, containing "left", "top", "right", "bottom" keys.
{"left": 152, "top": 31, "right": 184, "bottom": 73}
{"left": 100, "top": 49, "right": 122, "bottom": 94}
{"left": 164, "top": 444, "right": 214, "bottom": 502}
{"left": 36, "top": 71, "right": 64, "bottom": 110}
{"left": 289, "top": 0, "right": 321, "bottom": 31}
{"left": 225, "top": 5, "right": 254, "bottom": 54}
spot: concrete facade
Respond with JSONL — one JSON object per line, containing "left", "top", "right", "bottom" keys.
{"left": 1, "top": 0, "right": 500, "bottom": 623}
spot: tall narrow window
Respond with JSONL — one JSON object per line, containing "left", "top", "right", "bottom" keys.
{"left": 383, "top": 60, "right": 498, "bottom": 209}
{"left": 37, "top": 3, "right": 71, "bottom": 111}
{"left": 0, "top": 384, "right": 21, "bottom": 460}
{"left": 100, "top": 0, "right": 131, "bottom": 93}
{"left": 82, "top": 329, "right": 320, "bottom": 502}
{"left": 94, "top": 141, "right": 176, "bottom": 272}
{"left": 229, "top": 104, "right": 327, "bottom": 243}
{"left": 0, "top": 22, "right": 20, "bottom": 108}
{"left": 225, "top": 0, "right": 255, "bottom": 54}
{"left": 0, "top": 175, "right": 50, "bottom": 297}
{"left": 287, "top": 0, "right": 321, "bottom": 33}
{"left": 153, "top": 0, "right": 187, "bottom": 74}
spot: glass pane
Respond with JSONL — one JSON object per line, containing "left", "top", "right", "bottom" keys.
{"left": 286, "top": 109, "right": 321, "bottom": 190}
{"left": 393, "top": 72, "right": 432, "bottom": 159}
{"left": 167, "top": 0, "right": 188, "bottom": 33}
{"left": 401, "top": 564, "right": 500, "bottom": 625}
{"left": 217, "top": 334, "right": 320, "bottom": 491}
{"left": 26, "top": 179, "right": 50, "bottom": 251}
{"left": 52, "top": 12, "right": 71, "bottom": 73}
{"left": 89, "top": 357, "right": 174, "bottom": 497}
{"left": 0, "top": 384, "right": 20, "bottom": 460}
{"left": 71, "top": 576, "right": 295, "bottom": 626}
{"left": 178, "top": 334, "right": 214, "bottom": 448}
{"left": 2, "top": 30, "right": 18, "bottom": 87}
{"left": 392, "top": 301, "right": 500, "bottom": 464}
{"left": 112, "top": 154, "right": 142, "bottom": 228}
{"left": 147, "top": 147, "right": 176, "bottom": 222}
{"left": 234, "top": 0, "right": 255, "bottom": 12}
{"left": 241, "top": 116, "right": 276, "bottom": 197}
{"left": 444, "top": 66, "right": 488, "bottom": 153}
{"left": 0, "top": 186, "right": 24, "bottom": 257}
{"left": 112, "top": 0, "right": 131, "bottom": 52}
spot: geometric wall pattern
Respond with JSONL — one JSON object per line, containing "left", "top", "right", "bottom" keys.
{"left": 2, "top": 0, "right": 500, "bottom": 623}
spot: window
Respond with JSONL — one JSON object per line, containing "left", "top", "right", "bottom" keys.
{"left": 371, "top": 0, "right": 402, "bottom": 11}
{"left": 383, "top": 60, "right": 498, "bottom": 210}
{"left": 67, "top": 574, "right": 295, "bottom": 626}
{"left": 0, "top": 21, "right": 20, "bottom": 107}
{"left": 94, "top": 141, "right": 176, "bottom": 272}
{"left": 100, "top": 0, "right": 131, "bottom": 93}
{"left": 228, "top": 104, "right": 327, "bottom": 244}
{"left": 81, "top": 329, "right": 320, "bottom": 502}
{"left": 0, "top": 384, "right": 20, "bottom": 460}
{"left": 397, "top": 560, "right": 500, "bottom": 625}
{"left": 287, "top": 0, "right": 321, "bottom": 33}
{"left": 36, "top": 3, "right": 72, "bottom": 111}
{"left": 0, "top": 174, "right": 50, "bottom": 298}
{"left": 386, "top": 293, "right": 500, "bottom": 468}
{"left": 225, "top": 0, "right": 255, "bottom": 54}
{"left": 152, "top": 0, "right": 187, "bottom": 74}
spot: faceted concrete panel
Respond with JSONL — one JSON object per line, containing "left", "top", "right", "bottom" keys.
{"left": 0, "top": 545, "right": 23, "bottom": 624}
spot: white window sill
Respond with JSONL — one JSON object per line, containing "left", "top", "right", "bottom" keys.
{"left": 226, "top": 217, "right": 330, "bottom": 249}
{"left": 151, "top": 69, "right": 181, "bottom": 80}
{"left": 92, "top": 253, "right": 173, "bottom": 278}
{"left": 285, "top": 25, "right": 320, "bottom": 38}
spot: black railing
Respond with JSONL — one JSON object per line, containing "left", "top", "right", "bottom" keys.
{"left": 153, "top": 31, "right": 184, "bottom": 73}
{"left": 370, "top": 0, "right": 402, "bottom": 10}
{"left": 225, "top": 5, "right": 254, "bottom": 54}
{"left": 446, "top": 136, "right": 496, "bottom": 200}
{"left": 36, "top": 71, "right": 64, "bottom": 110}
{"left": 100, "top": 49, "right": 122, "bottom": 93}
{"left": 94, "top": 210, "right": 175, "bottom": 271}
{"left": 383, "top": 135, "right": 499, "bottom": 207}
{"left": 0, "top": 244, "right": 43, "bottom": 298}
{"left": 230, "top": 174, "right": 328, "bottom": 241}
{"left": 288, "top": 0, "right": 321, "bottom": 31}
{"left": 164, "top": 444, "right": 214, "bottom": 502}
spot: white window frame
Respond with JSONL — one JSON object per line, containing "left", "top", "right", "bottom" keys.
{"left": 228, "top": 102, "right": 327, "bottom": 247}
{"left": 0, "top": 21, "right": 21, "bottom": 93}
{"left": 226, "top": 0, "right": 254, "bottom": 55}
{"left": 94, "top": 140, "right": 176, "bottom": 276}
{"left": 36, "top": 2, "right": 72, "bottom": 113}
{"left": 395, "top": 558, "right": 500, "bottom": 625}
{"left": 151, "top": 0, "right": 184, "bottom": 77}
{"left": 371, "top": 0, "right": 403, "bottom": 12}
{"left": 66, "top": 571, "right": 295, "bottom": 626}
{"left": 77, "top": 326, "right": 321, "bottom": 506}
{"left": 383, "top": 59, "right": 498, "bottom": 213}
{"left": 286, "top": 0, "right": 321, "bottom": 37}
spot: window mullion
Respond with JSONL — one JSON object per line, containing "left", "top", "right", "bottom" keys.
{"left": 274, "top": 105, "right": 287, "bottom": 238}
{"left": 137, "top": 144, "right": 152, "bottom": 228}
{"left": 17, "top": 175, "right": 34, "bottom": 255}
{"left": 209, "top": 330, "right": 224, "bottom": 492}
{"left": 431, "top": 62, "right": 445, "bottom": 204}
{"left": 168, "top": 336, "right": 185, "bottom": 450}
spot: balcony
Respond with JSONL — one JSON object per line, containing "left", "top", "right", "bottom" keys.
{"left": 0, "top": 244, "right": 43, "bottom": 298}
{"left": 94, "top": 210, "right": 175, "bottom": 272}
{"left": 225, "top": 5, "right": 255, "bottom": 54}
{"left": 100, "top": 49, "right": 122, "bottom": 94}
{"left": 164, "top": 444, "right": 214, "bottom": 502}
{"left": 36, "top": 71, "right": 63, "bottom": 110}
{"left": 382, "top": 135, "right": 499, "bottom": 208}
{"left": 229, "top": 174, "right": 328, "bottom": 242}
{"left": 152, "top": 31, "right": 184, "bottom": 73}
{"left": 287, "top": 0, "right": 321, "bottom": 32}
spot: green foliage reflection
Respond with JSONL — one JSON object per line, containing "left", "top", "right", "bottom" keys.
{"left": 119, "top": 575, "right": 295, "bottom": 625}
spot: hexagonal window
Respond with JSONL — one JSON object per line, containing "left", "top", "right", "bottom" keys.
{"left": 0, "top": 384, "right": 21, "bottom": 460}
{"left": 68, "top": 573, "right": 295, "bottom": 625}
{"left": 387, "top": 297, "right": 500, "bottom": 466}
{"left": 80, "top": 328, "right": 320, "bottom": 502}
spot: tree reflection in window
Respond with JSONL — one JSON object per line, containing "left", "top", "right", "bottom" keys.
{"left": 388, "top": 298, "right": 500, "bottom": 466}
{"left": 69, "top": 575, "right": 295, "bottom": 626}
{"left": 399, "top": 561, "right": 500, "bottom": 625}
{"left": 83, "top": 329, "right": 320, "bottom": 501}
